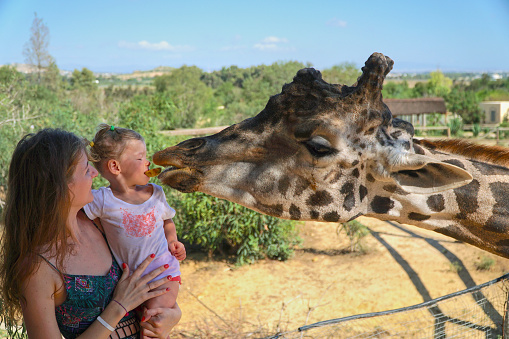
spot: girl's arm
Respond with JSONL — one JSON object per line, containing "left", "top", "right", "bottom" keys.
{"left": 163, "top": 218, "right": 177, "bottom": 244}
{"left": 23, "top": 255, "right": 171, "bottom": 339}
{"left": 164, "top": 219, "right": 186, "bottom": 261}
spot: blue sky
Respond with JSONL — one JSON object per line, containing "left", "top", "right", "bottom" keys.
{"left": 0, "top": 0, "right": 508, "bottom": 74}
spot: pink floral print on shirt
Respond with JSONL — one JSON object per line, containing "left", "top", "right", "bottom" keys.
{"left": 120, "top": 207, "right": 156, "bottom": 237}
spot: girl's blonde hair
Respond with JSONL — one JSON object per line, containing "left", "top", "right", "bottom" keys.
{"left": 89, "top": 124, "right": 144, "bottom": 173}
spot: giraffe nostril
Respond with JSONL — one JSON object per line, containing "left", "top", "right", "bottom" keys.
{"left": 178, "top": 138, "right": 205, "bottom": 150}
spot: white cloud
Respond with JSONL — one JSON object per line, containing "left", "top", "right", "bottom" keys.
{"left": 220, "top": 45, "right": 248, "bottom": 51}
{"left": 261, "top": 36, "right": 289, "bottom": 44}
{"left": 254, "top": 43, "right": 278, "bottom": 51}
{"left": 253, "top": 36, "right": 290, "bottom": 51}
{"left": 118, "top": 40, "right": 194, "bottom": 52}
{"left": 326, "top": 18, "right": 347, "bottom": 27}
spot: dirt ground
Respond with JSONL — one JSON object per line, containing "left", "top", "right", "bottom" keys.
{"left": 172, "top": 216, "right": 509, "bottom": 338}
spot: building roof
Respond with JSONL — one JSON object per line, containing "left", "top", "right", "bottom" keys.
{"left": 384, "top": 97, "right": 447, "bottom": 116}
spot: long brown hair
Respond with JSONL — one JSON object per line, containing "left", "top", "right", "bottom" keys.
{"left": 0, "top": 128, "right": 86, "bottom": 321}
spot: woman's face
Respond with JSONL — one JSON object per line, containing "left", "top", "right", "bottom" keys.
{"left": 68, "top": 150, "right": 98, "bottom": 209}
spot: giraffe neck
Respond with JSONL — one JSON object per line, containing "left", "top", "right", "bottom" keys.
{"left": 366, "top": 149, "right": 509, "bottom": 258}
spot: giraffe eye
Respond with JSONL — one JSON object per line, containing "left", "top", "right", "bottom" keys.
{"left": 303, "top": 136, "right": 335, "bottom": 157}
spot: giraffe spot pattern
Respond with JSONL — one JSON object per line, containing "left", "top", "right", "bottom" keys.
{"left": 310, "top": 210, "right": 319, "bottom": 219}
{"left": 371, "top": 196, "right": 394, "bottom": 214}
{"left": 390, "top": 131, "right": 402, "bottom": 139}
{"left": 443, "top": 159, "right": 466, "bottom": 170}
{"left": 258, "top": 179, "right": 276, "bottom": 194}
{"left": 365, "top": 128, "right": 375, "bottom": 135}
{"left": 408, "top": 212, "right": 431, "bottom": 221}
{"left": 485, "top": 183, "right": 509, "bottom": 233}
{"left": 434, "top": 224, "right": 465, "bottom": 242}
{"left": 351, "top": 168, "right": 360, "bottom": 178}
{"left": 366, "top": 173, "right": 375, "bottom": 183}
{"left": 323, "top": 211, "right": 340, "bottom": 222}
{"left": 454, "top": 179, "right": 480, "bottom": 219}
{"left": 255, "top": 202, "right": 283, "bottom": 217}
{"left": 413, "top": 144, "right": 425, "bottom": 155}
{"left": 382, "top": 184, "right": 410, "bottom": 196}
{"left": 295, "top": 177, "right": 310, "bottom": 196}
{"left": 277, "top": 176, "right": 291, "bottom": 196}
{"left": 383, "top": 185, "right": 397, "bottom": 193}
{"left": 427, "top": 194, "right": 445, "bottom": 212}
{"left": 359, "top": 185, "right": 368, "bottom": 202}
{"left": 472, "top": 161, "right": 509, "bottom": 176}
{"left": 496, "top": 239, "right": 509, "bottom": 248}
{"left": 340, "top": 182, "right": 356, "bottom": 211}
{"left": 289, "top": 204, "right": 301, "bottom": 220}
{"left": 306, "top": 190, "right": 334, "bottom": 207}
{"left": 330, "top": 168, "right": 344, "bottom": 184}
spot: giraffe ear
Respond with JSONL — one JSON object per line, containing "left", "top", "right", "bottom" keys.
{"left": 390, "top": 154, "right": 473, "bottom": 194}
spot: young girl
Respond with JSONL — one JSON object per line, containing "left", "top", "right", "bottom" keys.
{"left": 84, "top": 124, "right": 186, "bottom": 314}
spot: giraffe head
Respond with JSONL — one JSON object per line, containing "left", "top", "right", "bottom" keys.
{"left": 153, "top": 53, "right": 472, "bottom": 222}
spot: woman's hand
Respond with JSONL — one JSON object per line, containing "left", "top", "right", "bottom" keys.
{"left": 112, "top": 254, "right": 171, "bottom": 313}
{"left": 139, "top": 303, "right": 182, "bottom": 339}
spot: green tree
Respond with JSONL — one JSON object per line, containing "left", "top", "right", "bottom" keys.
{"left": 321, "top": 62, "right": 361, "bottom": 86}
{"left": 0, "top": 68, "right": 40, "bottom": 190}
{"left": 71, "top": 68, "right": 97, "bottom": 90}
{"left": 446, "top": 88, "right": 482, "bottom": 124}
{"left": 23, "top": 12, "right": 54, "bottom": 83}
{"left": 41, "top": 61, "right": 64, "bottom": 95}
{"left": 241, "top": 61, "right": 306, "bottom": 118}
{"left": 382, "top": 81, "right": 416, "bottom": 98}
{"left": 154, "top": 65, "right": 214, "bottom": 128}
{"left": 427, "top": 70, "right": 452, "bottom": 97}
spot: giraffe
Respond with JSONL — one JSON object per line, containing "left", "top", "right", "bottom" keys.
{"left": 153, "top": 52, "right": 509, "bottom": 259}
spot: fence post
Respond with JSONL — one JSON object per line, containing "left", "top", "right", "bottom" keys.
{"left": 447, "top": 128, "right": 451, "bottom": 138}
{"left": 504, "top": 290, "right": 509, "bottom": 339}
{"left": 497, "top": 128, "right": 500, "bottom": 145}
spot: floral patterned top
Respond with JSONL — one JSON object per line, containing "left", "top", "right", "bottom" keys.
{"left": 39, "top": 255, "right": 138, "bottom": 339}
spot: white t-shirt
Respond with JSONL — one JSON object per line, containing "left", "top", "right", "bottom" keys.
{"left": 83, "top": 184, "right": 180, "bottom": 277}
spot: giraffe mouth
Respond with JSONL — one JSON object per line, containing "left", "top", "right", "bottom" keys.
{"left": 157, "top": 166, "right": 202, "bottom": 193}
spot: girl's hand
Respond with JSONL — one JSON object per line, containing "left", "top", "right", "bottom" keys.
{"left": 112, "top": 254, "right": 171, "bottom": 313}
{"left": 140, "top": 303, "right": 182, "bottom": 339}
{"left": 169, "top": 241, "right": 186, "bottom": 261}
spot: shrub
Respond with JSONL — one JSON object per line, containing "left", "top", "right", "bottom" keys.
{"left": 475, "top": 255, "right": 495, "bottom": 271}
{"left": 337, "top": 220, "right": 370, "bottom": 253}
{"left": 167, "top": 190, "right": 301, "bottom": 265}
{"left": 472, "top": 123, "right": 481, "bottom": 137}
{"left": 448, "top": 261, "right": 463, "bottom": 273}
{"left": 447, "top": 117, "right": 464, "bottom": 137}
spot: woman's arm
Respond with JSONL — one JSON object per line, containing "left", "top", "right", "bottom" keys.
{"left": 22, "top": 261, "right": 65, "bottom": 339}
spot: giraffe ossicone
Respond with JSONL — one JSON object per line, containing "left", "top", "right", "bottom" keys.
{"left": 153, "top": 52, "right": 509, "bottom": 258}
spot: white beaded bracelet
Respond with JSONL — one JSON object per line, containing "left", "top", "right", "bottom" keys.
{"left": 97, "top": 315, "right": 115, "bottom": 332}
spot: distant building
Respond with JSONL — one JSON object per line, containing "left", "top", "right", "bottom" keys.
{"left": 385, "top": 97, "right": 447, "bottom": 126}
{"left": 480, "top": 101, "right": 509, "bottom": 124}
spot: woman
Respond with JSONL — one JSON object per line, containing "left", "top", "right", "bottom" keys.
{"left": 0, "top": 128, "right": 181, "bottom": 338}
